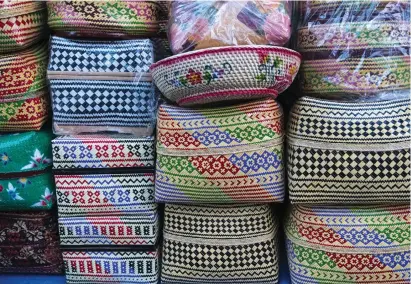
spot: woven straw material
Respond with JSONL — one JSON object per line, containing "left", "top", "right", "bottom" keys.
{"left": 285, "top": 205, "right": 410, "bottom": 283}
{"left": 0, "top": 43, "right": 49, "bottom": 131}
{"left": 52, "top": 135, "right": 155, "bottom": 169}
{"left": 48, "top": 37, "right": 157, "bottom": 136}
{"left": 151, "top": 46, "right": 301, "bottom": 106}
{"left": 162, "top": 204, "right": 279, "bottom": 284}
{"left": 0, "top": 211, "right": 63, "bottom": 274}
{"left": 0, "top": 130, "right": 56, "bottom": 210}
{"left": 156, "top": 98, "right": 285, "bottom": 203}
{"left": 0, "top": 1, "right": 47, "bottom": 53}
{"left": 47, "top": 1, "right": 161, "bottom": 38}
{"left": 63, "top": 250, "right": 159, "bottom": 284}
{"left": 287, "top": 97, "right": 410, "bottom": 204}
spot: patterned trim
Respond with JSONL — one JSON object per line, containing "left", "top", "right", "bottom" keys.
{"left": 288, "top": 97, "right": 410, "bottom": 145}
{"left": 151, "top": 46, "right": 301, "bottom": 106}
{"left": 55, "top": 173, "right": 156, "bottom": 216}
{"left": 63, "top": 250, "right": 159, "bottom": 284}
{"left": 285, "top": 205, "right": 410, "bottom": 283}
{"left": 47, "top": 1, "right": 161, "bottom": 38}
{"left": 52, "top": 136, "right": 155, "bottom": 169}
{"left": 298, "top": 21, "right": 410, "bottom": 51}
{"left": 162, "top": 204, "right": 279, "bottom": 283}
{"left": 58, "top": 214, "right": 158, "bottom": 246}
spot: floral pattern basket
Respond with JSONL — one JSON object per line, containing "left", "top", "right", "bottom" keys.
{"left": 0, "top": 130, "right": 55, "bottom": 210}
{"left": 151, "top": 45, "right": 301, "bottom": 106}
{"left": 0, "top": 1, "right": 47, "bottom": 53}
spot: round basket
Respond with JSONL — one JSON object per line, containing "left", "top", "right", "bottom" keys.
{"left": 151, "top": 46, "right": 301, "bottom": 106}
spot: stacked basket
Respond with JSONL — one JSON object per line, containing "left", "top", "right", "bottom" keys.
{"left": 0, "top": 0, "right": 63, "bottom": 274}
{"left": 46, "top": 1, "right": 168, "bottom": 283}
{"left": 285, "top": 1, "right": 411, "bottom": 283}
{"left": 152, "top": 1, "right": 300, "bottom": 283}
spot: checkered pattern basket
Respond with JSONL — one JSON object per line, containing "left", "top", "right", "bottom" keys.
{"left": 285, "top": 204, "right": 410, "bottom": 283}
{"left": 156, "top": 98, "right": 285, "bottom": 203}
{"left": 287, "top": 97, "right": 410, "bottom": 203}
{"left": 0, "top": 1, "right": 47, "bottom": 53}
{"left": 151, "top": 45, "right": 301, "bottom": 106}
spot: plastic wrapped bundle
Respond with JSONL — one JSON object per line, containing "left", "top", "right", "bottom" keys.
{"left": 168, "top": 0, "right": 292, "bottom": 54}
{"left": 287, "top": 97, "right": 410, "bottom": 204}
{"left": 297, "top": 0, "right": 410, "bottom": 101}
{"left": 156, "top": 99, "right": 285, "bottom": 203}
{"left": 0, "top": 1, "right": 47, "bottom": 53}
{"left": 47, "top": 0, "right": 163, "bottom": 38}
{"left": 0, "top": 211, "right": 63, "bottom": 274}
{"left": 0, "top": 131, "right": 55, "bottom": 211}
{"left": 0, "top": 43, "right": 49, "bottom": 131}
{"left": 48, "top": 37, "right": 159, "bottom": 136}
{"left": 63, "top": 250, "right": 159, "bottom": 284}
{"left": 285, "top": 205, "right": 410, "bottom": 283}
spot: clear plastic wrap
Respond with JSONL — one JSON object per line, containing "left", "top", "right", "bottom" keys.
{"left": 47, "top": 0, "right": 165, "bottom": 39}
{"left": 168, "top": 0, "right": 292, "bottom": 54}
{"left": 47, "top": 36, "right": 163, "bottom": 136}
{"left": 297, "top": 0, "right": 410, "bottom": 101}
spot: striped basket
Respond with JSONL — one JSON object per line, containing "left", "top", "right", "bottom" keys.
{"left": 0, "top": 211, "right": 63, "bottom": 274}
{"left": 151, "top": 46, "right": 301, "bottom": 106}
{"left": 156, "top": 98, "right": 285, "bottom": 203}
{"left": 287, "top": 97, "right": 410, "bottom": 204}
{"left": 51, "top": 135, "right": 155, "bottom": 169}
{"left": 0, "top": 1, "right": 47, "bottom": 53}
{"left": 47, "top": 1, "right": 162, "bottom": 38}
{"left": 162, "top": 204, "right": 279, "bottom": 284}
{"left": 48, "top": 36, "right": 158, "bottom": 136}
{"left": 55, "top": 173, "right": 158, "bottom": 246}
{"left": 0, "top": 43, "right": 49, "bottom": 131}
{"left": 297, "top": 0, "right": 410, "bottom": 100}
{"left": 285, "top": 205, "right": 411, "bottom": 283}
{"left": 63, "top": 250, "right": 159, "bottom": 284}
{"left": 0, "top": 130, "right": 55, "bottom": 211}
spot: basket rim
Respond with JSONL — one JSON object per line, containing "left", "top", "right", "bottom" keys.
{"left": 151, "top": 45, "right": 302, "bottom": 70}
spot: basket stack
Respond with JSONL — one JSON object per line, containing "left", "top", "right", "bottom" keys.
{"left": 152, "top": 1, "right": 300, "bottom": 283}
{"left": 46, "top": 1, "right": 168, "bottom": 283}
{"left": 285, "top": 1, "right": 411, "bottom": 283}
{"left": 0, "top": 0, "right": 63, "bottom": 274}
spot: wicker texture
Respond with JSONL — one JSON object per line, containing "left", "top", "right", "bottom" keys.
{"left": 48, "top": 37, "right": 158, "bottom": 136}
{"left": 63, "top": 250, "right": 159, "bottom": 284}
{"left": 287, "top": 97, "right": 410, "bottom": 203}
{"left": 156, "top": 98, "right": 285, "bottom": 203}
{"left": 0, "top": 1, "right": 47, "bottom": 53}
{"left": 285, "top": 204, "right": 410, "bottom": 283}
{"left": 47, "top": 1, "right": 161, "bottom": 38}
{"left": 52, "top": 135, "right": 155, "bottom": 169}
{"left": 0, "top": 43, "right": 49, "bottom": 131}
{"left": 151, "top": 46, "right": 301, "bottom": 106}
{"left": 162, "top": 204, "right": 279, "bottom": 283}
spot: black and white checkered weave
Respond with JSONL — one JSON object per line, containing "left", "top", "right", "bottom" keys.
{"left": 287, "top": 97, "right": 410, "bottom": 204}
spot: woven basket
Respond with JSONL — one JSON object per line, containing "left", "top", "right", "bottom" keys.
{"left": 55, "top": 173, "right": 158, "bottom": 246}
{"left": 52, "top": 135, "right": 155, "bottom": 169}
{"left": 287, "top": 97, "right": 410, "bottom": 204}
{"left": 162, "top": 204, "right": 279, "bottom": 284}
{"left": 0, "top": 43, "right": 49, "bottom": 131}
{"left": 63, "top": 250, "right": 159, "bottom": 284}
{"left": 0, "top": 1, "right": 47, "bottom": 53}
{"left": 0, "top": 211, "right": 63, "bottom": 274}
{"left": 151, "top": 46, "right": 301, "bottom": 106}
{"left": 0, "top": 130, "right": 55, "bottom": 210}
{"left": 47, "top": 1, "right": 161, "bottom": 38}
{"left": 48, "top": 36, "right": 158, "bottom": 136}
{"left": 156, "top": 98, "right": 285, "bottom": 203}
{"left": 285, "top": 204, "right": 410, "bottom": 283}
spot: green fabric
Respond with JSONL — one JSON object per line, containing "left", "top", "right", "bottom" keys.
{"left": 0, "top": 171, "right": 55, "bottom": 210}
{"left": 0, "top": 131, "right": 53, "bottom": 174}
